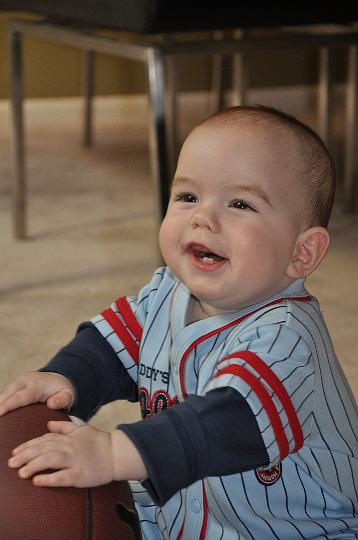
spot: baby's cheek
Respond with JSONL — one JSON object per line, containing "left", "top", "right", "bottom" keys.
{"left": 158, "top": 217, "right": 177, "bottom": 258}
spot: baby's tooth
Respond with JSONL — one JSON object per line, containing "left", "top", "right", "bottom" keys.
{"left": 202, "top": 256, "right": 214, "bottom": 264}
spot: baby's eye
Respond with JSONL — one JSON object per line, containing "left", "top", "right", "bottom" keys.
{"left": 174, "top": 192, "right": 198, "bottom": 204}
{"left": 230, "top": 199, "right": 256, "bottom": 212}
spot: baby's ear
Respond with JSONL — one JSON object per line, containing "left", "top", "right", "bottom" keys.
{"left": 286, "top": 227, "right": 331, "bottom": 279}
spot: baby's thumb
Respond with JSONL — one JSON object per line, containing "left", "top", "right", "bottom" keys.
{"left": 47, "top": 390, "right": 73, "bottom": 410}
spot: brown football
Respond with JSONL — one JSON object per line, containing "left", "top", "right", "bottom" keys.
{"left": 0, "top": 403, "right": 140, "bottom": 540}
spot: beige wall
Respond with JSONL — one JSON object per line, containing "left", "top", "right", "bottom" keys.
{"left": 0, "top": 12, "right": 346, "bottom": 99}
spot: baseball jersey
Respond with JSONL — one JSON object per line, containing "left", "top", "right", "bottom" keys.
{"left": 89, "top": 267, "right": 358, "bottom": 540}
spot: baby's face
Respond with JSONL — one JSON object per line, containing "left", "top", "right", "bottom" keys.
{"left": 159, "top": 120, "right": 306, "bottom": 315}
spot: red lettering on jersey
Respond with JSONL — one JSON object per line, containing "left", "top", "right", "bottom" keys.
{"left": 138, "top": 387, "right": 177, "bottom": 419}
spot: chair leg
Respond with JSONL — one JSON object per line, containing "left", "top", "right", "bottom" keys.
{"left": 211, "top": 30, "right": 226, "bottom": 112}
{"left": 318, "top": 46, "right": 334, "bottom": 150}
{"left": 165, "top": 54, "right": 179, "bottom": 178}
{"left": 83, "top": 50, "right": 95, "bottom": 147}
{"left": 9, "top": 29, "right": 26, "bottom": 239}
{"left": 344, "top": 44, "right": 358, "bottom": 212}
{"left": 232, "top": 29, "right": 248, "bottom": 106}
{"left": 146, "top": 46, "right": 170, "bottom": 226}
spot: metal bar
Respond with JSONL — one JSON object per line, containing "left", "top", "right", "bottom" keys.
{"left": 163, "top": 31, "right": 358, "bottom": 56}
{"left": 165, "top": 54, "right": 179, "bottom": 178}
{"left": 83, "top": 50, "right": 95, "bottom": 147}
{"left": 146, "top": 46, "right": 170, "bottom": 225}
{"left": 343, "top": 45, "right": 358, "bottom": 212}
{"left": 9, "top": 19, "right": 149, "bottom": 61}
{"left": 232, "top": 30, "right": 248, "bottom": 106}
{"left": 211, "top": 30, "right": 226, "bottom": 112}
{"left": 9, "top": 29, "right": 26, "bottom": 239}
{"left": 318, "top": 47, "right": 334, "bottom": 148}
{"left": 9, "top": 19, "right": 358, "bottom": 58}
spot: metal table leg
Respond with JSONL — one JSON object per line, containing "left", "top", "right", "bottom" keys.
{"left": 165, "top": 53, "right": 179, "bottom": 179}
{"left": 318, "top": 46, "right": 334, "bottom": 150}
{"left": 211, "top": 30, "right": 226, "bottom": 112}
{"left": 83, "top": 49, "right": 95, "bottom": 147}
{"left": 9, "top": 28, "right": 26, "bottom": 240}
{"left": 344, "top": 44, "right": 358, "bottom": 212}
{"left": 232, "top": 29, "right": 248, "bottom": 106}
{"left": 146, "top": 46, "right": 170, "bottom": 225}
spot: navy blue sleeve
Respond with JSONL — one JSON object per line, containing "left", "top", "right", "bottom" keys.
{"left": 119, "top": 387, "right": 269, "bottom": 506}
{"left": 39, "top": 322, "right": 138, "bottom": 421}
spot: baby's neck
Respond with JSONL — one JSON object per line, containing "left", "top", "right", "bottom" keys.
{"left": 186, "top": 297, "right": 207, "bottom": 324}
{"left": 186, "top": 296, "right": 238, "bottom": 323}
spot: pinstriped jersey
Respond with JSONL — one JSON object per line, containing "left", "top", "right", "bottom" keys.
{"left": 91, "top": 267, "right": 358, "bottom": 539}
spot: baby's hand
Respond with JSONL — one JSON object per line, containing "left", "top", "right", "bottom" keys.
{"left": 8, "top": 421, "right": 113, "bottom": 487}
{"left": 0, "top": 372, "right": 75, "bottom": 416}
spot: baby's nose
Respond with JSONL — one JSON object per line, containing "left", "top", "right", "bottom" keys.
{"left": 190, "top": 206, "right": 219, "bottom": 232}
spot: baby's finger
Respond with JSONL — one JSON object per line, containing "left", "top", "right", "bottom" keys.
{"left": 8, "top": 442, "right": 45, "bottom": 469}
{"left": 47, "top": 390, "right": 74, "bottom": 410}
{"left": 17, "top": 450, "right": 69, "bottom": 480}
{"left": 32, "top": 468, "right": 74, "bottom": 487}
{"left": 12, "top": 432, "right": 60, "bottom": 455}
{"left": 0, "top": 381, "right": 23, "bottom": 404}
{"left": 0, "top": 388, "right": 36, "bottom": 416}
{"left": 47, "top": 420, "right": 78, "bottom": 435}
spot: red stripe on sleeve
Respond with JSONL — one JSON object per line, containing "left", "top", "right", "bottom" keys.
{"left": 213, "top": 364, "right": 289, "bottom": 460}
{"left": 101, "top": 308, "right": 139, "bottom": 364}
{"left": 221, "top": 351, "right": 304, "bottom": 452}
{"left": 115, "top": 297, "right": 143, "bottom": 342}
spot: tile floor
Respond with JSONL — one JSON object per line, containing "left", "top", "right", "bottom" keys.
{"left": 0, "top": 90, "right": 357, "bottom": 431}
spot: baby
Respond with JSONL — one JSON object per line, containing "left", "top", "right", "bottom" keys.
{"left": 1, "top": 105, "right": 357, "bottom": 539}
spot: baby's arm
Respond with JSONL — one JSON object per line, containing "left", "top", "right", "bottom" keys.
{"left": 0, "top": 322, "right": 136, "bottom": 421}
{"left": 119, "top": 387, "right": 269, "bottom": 505}
{"left": 39, "top": 322, "right": 138, "bottom": 421}
{"left": 4, "top": 322, "right": 146, "bottom": 488}
{"left": 8, "top": 386, "right": 262, "bottom": 492}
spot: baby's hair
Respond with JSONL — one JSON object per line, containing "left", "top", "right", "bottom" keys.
{"left": 202, "top": 105, "right": 336, "bottom": 228}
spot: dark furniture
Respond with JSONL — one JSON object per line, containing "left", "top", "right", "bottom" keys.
{"left": 1, "top": 2, "right": 357, "bottom": 33}
{"left": 1, "top": 2, "right": 358, "bottom": 238}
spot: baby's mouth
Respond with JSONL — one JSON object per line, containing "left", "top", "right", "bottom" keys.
{"left": 188, "top": 243, "right": 227, "bottom": 267}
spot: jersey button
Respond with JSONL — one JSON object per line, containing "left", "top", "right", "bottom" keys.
{"left": 190, "top": 499, "right": 201, "bottom": 513}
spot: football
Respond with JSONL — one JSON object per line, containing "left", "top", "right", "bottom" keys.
{"left": 0, "top": 403, "right": 140, "bottom": 540}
